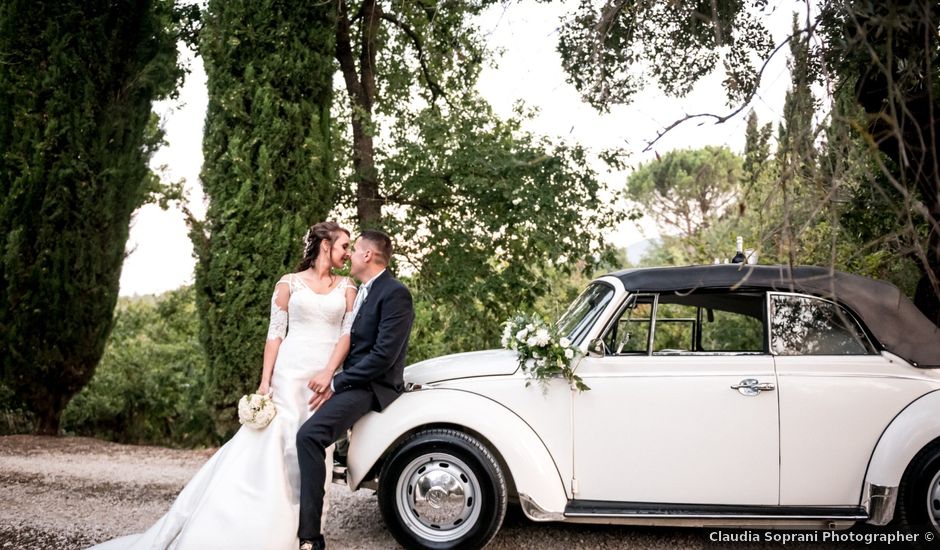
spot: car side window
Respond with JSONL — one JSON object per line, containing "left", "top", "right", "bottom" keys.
{"left": 603, "top": 295, "right": 654, "bottom": 354}
{"left": 654, "top": 292, "right": 766, "bottom": 354}
{"left": 770, "top": 294, "right": 875, "bottom": 356}
{"left": 653, "top": 302, "right": 696, "bottom": 352}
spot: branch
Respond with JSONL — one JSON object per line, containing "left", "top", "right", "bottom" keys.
{"left": 379, "top": 12, "right": 447, "bottom": 106}
{"left": 336, "top": 0, "right": 365, "bottom": 108}
{"left": 642, "top": 25, "right": 816, "bottom": 153}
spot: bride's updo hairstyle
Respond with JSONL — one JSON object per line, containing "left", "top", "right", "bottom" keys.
{"left": 296, "top": 221, "right": 350, "bottom": 271}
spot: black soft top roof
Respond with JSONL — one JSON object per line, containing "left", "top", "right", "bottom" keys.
{"left": 607, "top": 264, "right": 940, "bottom": 368}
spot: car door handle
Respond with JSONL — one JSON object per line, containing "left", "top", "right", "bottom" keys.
{"left": 730, "top": 378, "right": 775, "bottom": 396}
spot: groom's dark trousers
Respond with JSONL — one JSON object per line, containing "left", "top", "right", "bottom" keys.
{"left": 297, "top": 270, "right": 414, "bottom": 540}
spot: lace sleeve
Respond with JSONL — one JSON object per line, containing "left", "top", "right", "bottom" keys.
{"left": 266, "top": 277, "right": 291, "bottom": 341}
{"left": 340, "top": 277, "right": 357, "bottom": 336}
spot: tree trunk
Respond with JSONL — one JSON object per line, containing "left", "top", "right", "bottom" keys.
{"left": 335, "top": 0, "right": 383, "bottom": 229}
{"left": 35, "top": 400, "right": 62, "bottom": 436}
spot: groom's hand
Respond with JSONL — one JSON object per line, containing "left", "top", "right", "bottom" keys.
{"left": 308, "top": 386, "right": 333, "bottom": 411}
{"left": 307, "top": 369, "right": 334, "bottom": 395}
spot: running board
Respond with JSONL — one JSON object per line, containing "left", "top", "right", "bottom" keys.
{"left": 564, "top": 500, "right": 867, "bottom": 527}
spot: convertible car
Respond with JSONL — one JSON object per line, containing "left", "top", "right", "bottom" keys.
{"left": 341, "top": 265, "right": 940, "bottom": 549}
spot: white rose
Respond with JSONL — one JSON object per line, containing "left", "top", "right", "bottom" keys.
{"left": 555, "top": 254, "right": 568, "bottom": 265}
{"left": 564, "top": 348, "right": 574, "bottom": 359}
{"left": 527, "top": 336, "right": 537, "bottom": 347}
{"left": 525, "top": 323, "right": 535, "bottom": 331}
{"left": 534, "top": 329, "right": 550, "bottom": 347}
{"left": 516, "top": 328, "right": 529, "bottom": 340}
{"left": 559, "top": 337, "right": 571, "bottom": 347}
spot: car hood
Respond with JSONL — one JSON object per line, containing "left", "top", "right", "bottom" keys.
{"left": 405, "top": 349, "right": 520, "bottom": 385}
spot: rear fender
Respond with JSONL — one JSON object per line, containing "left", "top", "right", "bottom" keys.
{"left": 347, "top": 388, "right": 568, "bottom": 516}
{"left": 863, "top": 389, "right": 940, "bottom": 524}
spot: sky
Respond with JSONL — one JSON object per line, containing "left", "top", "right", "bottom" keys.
{"left": 119, "top": 0, "right": 804, "bottom": 296}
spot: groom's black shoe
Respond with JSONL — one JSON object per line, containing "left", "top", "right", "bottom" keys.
{"left": 299, "top": 536, "right": 325, "bottom": 550}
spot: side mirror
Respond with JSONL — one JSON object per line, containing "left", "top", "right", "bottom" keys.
{"left": 587, "top": 338, "right": 606, "bottom": 358}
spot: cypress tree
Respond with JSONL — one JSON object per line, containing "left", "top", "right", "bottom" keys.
{"left": 195, "top": 0, "right": 335, "bottom": 434}
{"left": 0, "top": 0, "right": 182, "bottom": 434}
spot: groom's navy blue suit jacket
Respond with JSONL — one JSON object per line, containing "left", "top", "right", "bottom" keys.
{"left": 333, "top": 270, "right": 414, "bottom": 411}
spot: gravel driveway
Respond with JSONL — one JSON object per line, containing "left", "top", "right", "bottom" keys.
{"left": 0, "top": 436, "right": 876, "bottom": 549}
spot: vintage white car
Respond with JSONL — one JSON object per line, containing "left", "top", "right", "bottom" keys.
{"left": 342, "top": 265, "right": 940, "bottom": 549}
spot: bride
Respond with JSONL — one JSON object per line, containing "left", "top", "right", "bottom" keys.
{"left": 92, "top": 221, "right": 357, "bottom": 550}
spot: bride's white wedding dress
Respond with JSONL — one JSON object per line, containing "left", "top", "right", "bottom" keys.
{"left": 91, "top": 275, "right": 352, "bottom": 550}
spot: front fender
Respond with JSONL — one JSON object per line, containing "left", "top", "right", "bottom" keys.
{"left": 347, "top": 387, "right": 568, "bottom": 516}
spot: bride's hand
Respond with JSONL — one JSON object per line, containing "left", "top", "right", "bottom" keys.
{"left": 257, "top": 381, "right": 271, "bottom": 396}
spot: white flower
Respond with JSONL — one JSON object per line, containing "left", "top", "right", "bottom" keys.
{"left": 527, "top": 336, "right": 537, "bottom": 347}
{"left": 525, "top": 323, "right": 535, "bottom": 331}
{"left": 533, "top": 329, "right": 550, "bottom": 347}
{"left": 555, "top": 254, "right": 568, "bottom": 265}
{"left": 512, "top": 197, "right": 522, "bottom": 205}
{"left": 238, "top": 392, "right": 276, "bottom": 429}
{"left": 500, "top": 336, "right": 509, "bottom": 347}
{"left": 564, "top": 348, "right": 574, "bottom": 359}
{"left": 559, "top": 337, "right": 571, "bottom": 347}
{"left": 516, "top": 328, "right": 529, "bottom": 340}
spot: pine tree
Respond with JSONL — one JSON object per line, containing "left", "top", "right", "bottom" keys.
{"left": 0, "top": 0, "right": 182, "bottom": 434}
{"left": 194, "top": 0, "right": 335, "bottom": 434}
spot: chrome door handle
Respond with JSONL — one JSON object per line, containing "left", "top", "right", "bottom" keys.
{"left": 731, "top": 378, "right": 775, "bottom": 396}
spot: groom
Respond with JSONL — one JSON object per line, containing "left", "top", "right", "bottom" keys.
{"left": 297, "top": 230, "right": 415, "bottom": 550}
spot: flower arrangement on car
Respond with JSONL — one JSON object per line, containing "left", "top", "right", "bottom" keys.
{"left": 501, "top": 313, "right": 589, "bottom": 391}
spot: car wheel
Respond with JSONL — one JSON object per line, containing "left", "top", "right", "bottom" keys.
{"left": 896, "top": 441, "right": 940, "bottom": 548}
{"left": 378, "top": 428, "right": 508, "bottom": 549}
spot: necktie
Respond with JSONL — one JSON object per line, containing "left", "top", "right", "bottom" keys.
{"left": 352, "top": 284, "right": 368, "bottom": 318}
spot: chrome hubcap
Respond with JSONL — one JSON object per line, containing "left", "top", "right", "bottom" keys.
{"left": 929, "top": 468, "right": 940, "bottom": 532}
{"left": 396, "top": 452, "right": 480, "bottom": 542}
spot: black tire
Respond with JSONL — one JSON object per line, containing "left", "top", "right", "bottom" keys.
{"left": 378, "top": 429, "right": 508, "bottom": 549}
{"left": 896, "top": 442, "right": 940, "bottom": 549}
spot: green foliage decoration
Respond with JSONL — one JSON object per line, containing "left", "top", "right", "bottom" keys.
{"left": 501, "top": 313, "right": 588, "bottom": 392}
{"left": 0, "top": 0, "right": 184, "bottom": 434}
{"left": 62, "top": 287, "right": 215, "bottom": 448}
{"left": 194, "top": 0, "right": 336, "bottom": 435}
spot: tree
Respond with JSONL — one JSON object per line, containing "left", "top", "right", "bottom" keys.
{"left": 627, "top": 146, "right": 742, "bottom": 239}
{"left": 557, "top": 0, "right": 940, "bottom": 325}
{"left": 820, "top": 1, "right": 940, "bottom": 325}
{"left": 0, "top": 0, "right": 184, "bottom": 434}
{"left": 194, "top": 0, "right": 336, "bottom": 434}
{"left": 63, "top": 287, "right": 214, "bottom": 447}
{"left": 332, "top": 0, "right": 495, "bottom": 228}
{"left": 331, "top": 1, "right": 625, "bottom": 354}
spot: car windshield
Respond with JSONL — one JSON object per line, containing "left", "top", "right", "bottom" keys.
{"left": 555, "top": 282, "right": 615, "bottom": 345}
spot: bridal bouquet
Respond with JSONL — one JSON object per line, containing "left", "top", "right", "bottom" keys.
{"left": 238, "top": 392, "right": 277, "bottom": 429}
{"left": 501, "top": 313, "right": 589, "bottom": 392}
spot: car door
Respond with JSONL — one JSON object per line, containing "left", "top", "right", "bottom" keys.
{"left": 571, "top": 291, "right": 780, "bottom": 506}
{"left": 768, "top": 292, "right": 938, "bottom": 505}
